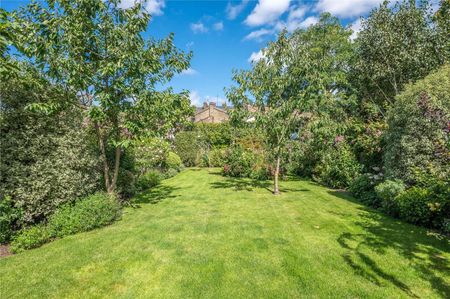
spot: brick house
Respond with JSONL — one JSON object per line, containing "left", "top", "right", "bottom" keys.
{"left": 194, "top": 102, "right": 230, "bottom": 123}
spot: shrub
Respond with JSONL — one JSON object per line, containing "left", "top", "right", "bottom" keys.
{"left": 384, "top": 65, "right": 450, "bottom": 184}
{"left": 174, "top": 131, "right": 201, "bottom": 166}
{"left": 0, "top": 72, "right": 99, "bottom": 225}
{"left": 223, "top": 146, "right": 254, "bottom": 178}
{"left": 375, "top": 180, "right": 405, "bottom": 216}
{"left": 136, "top": 170, "right": 161, "bottom": 192}
{"left": 165, "top": 152, "right": 182, "bottom": 170}
{"left": 349, "top": 174, "right": 382, "bottom": 207}
{"left": 10, "top": 225, "right": 51, "bottom": 253}
{"left": 162, "top": 168, "right": 179, "bottom": 179}
{"left": 313, "top": 143, "right": 361, "bottom": 189}
{"left": 395, "top": 187, "right": 432, "bottom": 226}
{"left": 48, "top": 192, "right": 121, "bottom": 238}
{"left": 208, "top": 148, "right": 226, "bottom": 167}
{"left": 134, "top": 137, "right": 170, "bottom": 174}
{"left": 395, "top": 178, "right": 449, "bottom": 230}
{"left": 0, "top": 196, "right": 22, "bottom": 244}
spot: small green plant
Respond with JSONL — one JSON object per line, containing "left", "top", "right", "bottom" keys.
{"left": 136, "top": 170, "right": 162, "bottom": 191}
{"left": 375, "top": 179, "right": 405, "bottom": 216}
{"left": 10, "top": 225, "right": 51, "bottom": 253}
{"left": 349, "top": 174, "right": 381, "bottom": 207}
{"left": 48, "top": 192, "right": 121, "bottom": 238}
{"left": 0, "top": 195, "right": 22, "bottom": 244}
{"left": 165, "top": 152, "right": 183, "bottom": 170}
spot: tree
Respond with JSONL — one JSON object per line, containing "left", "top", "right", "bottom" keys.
{"left": 10, "top": 0, "right": 192, "bottom": 193}
{"left": 354, "top": 0, "right": 448, "bottom": 113}
{"left": 227, "top": 14, "right": 354, "bottom": 194}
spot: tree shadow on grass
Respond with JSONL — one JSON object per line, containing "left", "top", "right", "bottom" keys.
{"left": 330, "top": 190, "right": 450, "bottom": 298}
{"left": 210, "top": 176, "right": 272, "bottom": 192}
{"left": 132, "top": 185, "right": 180, "bottom": 206}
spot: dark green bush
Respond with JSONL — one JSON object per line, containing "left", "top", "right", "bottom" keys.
{"left": 223, "top": 146, "right": 255, "bottom": 177}
{"left": 0, "top": 196, "right": 22, "bottom": 244}
{"left": 395, "top": 187, "right": 433, "bottom": 226}
{"left": 136, "top": 170, "right": 162, "bottom": 192}
{"left": 48, "top": 192, "right": 121, "bottom": 238}
{"left": 349, "top": 174, "right": 381, "bottom": 207}
{"left": 375, "top": 179, "right": 405, "bottom": 216}
{"left": 10, "top": 225, "right": 51, "bottom": 253}
{"left": 174, "top": 131, "right": 201, "bottom": 167}
{"left": 313, "top": 143, "right": 361, "bottom": 189}
{"left": 384, "top": 65, "right": 450, "bottom": 184}
{"left": 165, "top": 152, "right": 183, "bottom": 170}
{"left": 0, "top": 71, "right": 99, "bottom": 225}
{"left": 395, "top": 179, "right": 449, "bottom": 230}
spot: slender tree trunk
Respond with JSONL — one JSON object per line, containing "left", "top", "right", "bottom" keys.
{"left": 108, "top": 146, "right": 121, "bottom": 193}
{"left": 96, "top": 123, "right": 111, "bottom": 192}
{"left": 273, "top": 155, "right": 281, "bottom": 195}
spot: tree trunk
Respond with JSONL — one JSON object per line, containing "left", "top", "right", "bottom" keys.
{"left": 273, "top": 155, "right": 281, "bottom": 195}
{"left": 108, "top": 145, "right": 121, "bottom": 193}
{"left": 96, "top": 123, "right": 111, "bottom": 192}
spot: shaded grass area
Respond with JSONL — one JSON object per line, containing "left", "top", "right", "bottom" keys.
{"left": 0, "top": 168, "right": 448, "bottom": 298}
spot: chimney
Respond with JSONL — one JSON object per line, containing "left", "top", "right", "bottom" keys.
{"left": 210, "top": 102, "right": 216, "bottom": 107}
{"left": 203, "top": 102, "right": 208, "bottom": 109}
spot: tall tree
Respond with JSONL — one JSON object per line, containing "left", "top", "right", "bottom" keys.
{"left": 354, "top": 0, "right": 447, "bottom": 113}
{"left": 10, "top": 0, "right": 192, "bottom": 193}
{"left": 227, "top": 14, "right": 354, "bottom": 194}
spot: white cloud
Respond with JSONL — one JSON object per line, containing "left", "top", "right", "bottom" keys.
{"left": 350, "top": 18, "right": 362, "bottom": 40}
{"left": 315, "top": 0, "right": 383, "bottom": 18}
{"left": 226, "top": 0, "right": 249, "bottom": 20}
{"left": 245, "top": 0, "right": 291, "bottom": 27}
{"left": 213, "top": 21, "right": 224, "bottom": 31}
{"left": 145, "top": 0, "right": 165, "bottom": 16}
{"left": 190, "top": 22, "right": 208, "bottom": 34}
{"left": 288, "top": 5, "right": 307, "bottom": 22}
{"left": 248, "top": 50, "right": 265, "bottom": 63}
{"left": 189, "top": 90, "right": 202, "bottom": 106}
{"left": 180, "top": 68, "right": 198, "bottom": 75}
{"left": 118, "top": 0, "right": 165, "bottom": 15}
{"left": 243, "top": 28, "right": 273, "bottom": 41}
{"left": 298, "top": 16, "right": 319, "bottom": 29}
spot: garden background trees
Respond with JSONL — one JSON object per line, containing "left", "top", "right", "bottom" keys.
{"left": 227, "top": 14, "right": 356, "bottom": 193}
{"left": 10, "top": 0, "right": 193, "bottom": 193}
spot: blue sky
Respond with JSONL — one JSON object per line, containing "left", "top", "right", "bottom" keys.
{"left": 1, "top": 0, "right": 439, "bottom": 106}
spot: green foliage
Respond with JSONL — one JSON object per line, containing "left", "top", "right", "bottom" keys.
{"left": 10, "top": 193, "right": 121, "bottom": 253}
{"left": 227, "top": 14, "right": 354, "bottom": 193}
{"left": 10, "top": 225, "right": 51, "bottom": 253}
{"left": 394, "top": 175, "right": 449, "bottom": 230}
{"left": 134, "top": 138, "right": 170, "bottom": 175}
{"left": 354, "top": 0, "right": 447, "bottom": 110}
{"left": 0, "top": 67, "right": 99, "bottom": 225}
{"left": 10, "top": 0, "right": 192, "bottom": 193}
{"left": 48, "top": 193, "right": 121, "bottom": 238}
{"left": 207, "top": 148, "right": 226, "bottom": 167}
{"left": 0, "top": 196, "right": 22, "bottom": 244}
{"left": 223, "top": 146, "right": 269, "bottom": 179}
{"left": 375, "top": 180, "right": 405, "bottom": 216}
{"left": 136, "top": 171, "right": 162, "bottom": 192}
{"left": 383, "top": 64, "right": 450, "bottom": 184}
{"left": 174, "top": 131, "right": 201, "bottom": 167}
{"left": 349, "top": 174, "right": 382, "bottom": 207}
{"left": 313, "top": 143, "right": 360, "bottom": 189}
{"left": 194, "top": 123, "right": 233, "bottom": 148}
{"left": 165, "top": 152, "right": 183, "bottom": 170}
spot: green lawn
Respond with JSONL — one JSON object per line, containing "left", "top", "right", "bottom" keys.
{"left": 1, "top": 169, "right": 449, "bottom": 298}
